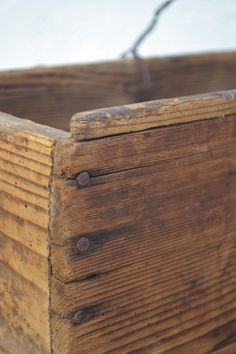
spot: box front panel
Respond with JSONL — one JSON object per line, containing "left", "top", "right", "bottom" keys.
{"left": 51, "top": 114, "right": 236, "bottom": 354}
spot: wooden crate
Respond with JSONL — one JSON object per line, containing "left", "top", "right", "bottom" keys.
{"left": 1, "top": 52, "right": 236, "bottom": 354}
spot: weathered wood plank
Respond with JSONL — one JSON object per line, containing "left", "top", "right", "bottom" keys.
{"left": 1, "top": 52, "right": 236, "bottom": 131}
{"left": 51, "top": 305, "right": 236, "bottom": 354}
{"left": 52, "top": 243, "right": 236, "bottom": 314}
{"left": 210, "top": 342, "right": 236, "bottom": 353}
{"left": 55, "top": 112, "right": 236, "bottom": 177}
{"left": 0, "top": 207, "right": 48, "bottom": 257}
{"left": 51, "top": 159, "right": 236, "bottom": 279}
{"left": 0, "top": 230, "right": 48, "bottom": 289}
{"left": 0, "top": 260, "right": 49, "bottom": 353}
{"left": 0, "top": 113, "right": 68, "bottom": 354}
{"left": 52, "top": 115, "right": 236, "bottom": 245}
{"left": 163, "top": 320, "right": 236, "bottom": 353}
{"left": 50, "top": 112, "right": 236, "bottom": 353}
{"left": 70, "top": 90, "right": 236, "bottom": 140}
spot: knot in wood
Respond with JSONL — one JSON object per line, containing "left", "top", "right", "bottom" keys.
{"left": 76, "top": 237, "right": 89, "bottom": 253}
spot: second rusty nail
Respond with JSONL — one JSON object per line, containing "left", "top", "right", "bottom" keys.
{"left": 76, "top": 237, "right": 89, "bottom": 253}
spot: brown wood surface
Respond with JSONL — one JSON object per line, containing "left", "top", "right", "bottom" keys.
{"left": 0, "top": 113, "right": 68, "bottom": 354}
{"left": 50, "top": 108, "right": 236, "bottom": 353}
{"left": 163, "top": 320, "right": 236, "bottom": 353}
{"left": 210, "top": 342, "right": 236, "bottom": 353}
{"left": 0, "top": 51, "right": 236, "bottom": 131}
{"left": 70, "top": 89, "right": 236, "bottom": 140}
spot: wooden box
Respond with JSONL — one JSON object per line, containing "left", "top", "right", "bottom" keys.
{"left": 1, "top": 52, "right": 236, "bottom": 354}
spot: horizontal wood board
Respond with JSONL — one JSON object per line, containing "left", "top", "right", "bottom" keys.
{"left": 1, "top": 52, "right": 236, "bottom": 131}
{"left": 71, "top": 90, "right": 236, "bottom": 140}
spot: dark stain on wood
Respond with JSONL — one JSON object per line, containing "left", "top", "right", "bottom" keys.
{"left": 71, "top": 304, "right": 101, "bottom": 326}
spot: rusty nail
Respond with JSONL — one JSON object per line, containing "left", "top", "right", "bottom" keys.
{"left": 76, "top": 237, "right": 89, "bottom": 253}
{"left": 71, "top": 310, "right": 83, "bottom": 326}
{"left": 76, "top": 171, "right": 90, "bottom": 187}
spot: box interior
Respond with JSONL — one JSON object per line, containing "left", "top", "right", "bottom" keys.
{"left": 0, "top": 52, "right": 236, "bottom": 131}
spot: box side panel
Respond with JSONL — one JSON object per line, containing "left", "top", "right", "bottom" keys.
{"left": 51, "top": 110, "right": 236, "bottom": 352}
{"left": 0, "top": 113, "right": 67, "bottom": 354}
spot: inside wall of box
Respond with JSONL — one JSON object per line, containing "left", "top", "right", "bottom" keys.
{"left": 0, "top": 51, "right": 236, "bottom": 131}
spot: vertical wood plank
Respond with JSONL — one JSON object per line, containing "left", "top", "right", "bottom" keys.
{"left": 0, "top": 113, "right": 68, "bottom": 354}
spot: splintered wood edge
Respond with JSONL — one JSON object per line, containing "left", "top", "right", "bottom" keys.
{"left": 0, "top": 112, "right": 69, "bottom": 140}
{"left": 70, "top": 89, "right": 236, "bottom": 141}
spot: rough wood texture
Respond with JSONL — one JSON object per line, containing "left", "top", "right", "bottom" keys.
{"left": 50, "top": 92, "right": 236, "bottom": 353}
{"left": 210, "top": 342, "right": 236, "bottom": 353}
{"left": 71, "top": 89, "right": 236, "bottom": 140}
{"left": 0, "top": 113, "right": 68, "bottom": 354}
{"left": 1, "top": 52, "right": 236, "bottom": 131}
{"left": 1, "top": 52, "right": 236, "bottom": 353}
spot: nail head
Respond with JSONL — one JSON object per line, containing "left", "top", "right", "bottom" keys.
{"left": 76, "top": 171, "right": 90, "bottom": 187}
{"left": 76, "top": 237, "right": 89, "bottom": 253}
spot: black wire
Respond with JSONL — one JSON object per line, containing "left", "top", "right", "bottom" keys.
{"left": 121, "top": 0, "right": 177, "bottom": 58}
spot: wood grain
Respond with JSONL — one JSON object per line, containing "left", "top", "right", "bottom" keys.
{"left": 210, "top": 342, "right": 236, "bottom": 353}
{"left": 163, "top": 320, "right": 236, "bottom": 353}
{"left": 1, "top": 51, "right": 236, "bottom": 131}
{"left": 55, "top": 112, "right": 236, "bottom": 179}
{"left": 70, "top": 90, "right": 236, "bottom": 140}
{"left": 50, "top": 112, "right": 236, "bottom": 353}
{"left": 0, "top": 113, "right": 68, "bottom": 354}
{"left": 1, "top": 53, "right": 236, "bottom": 353}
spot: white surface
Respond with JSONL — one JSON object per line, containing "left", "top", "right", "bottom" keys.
{"left": 0, "top": 0, "right": 236, "bottom": 70}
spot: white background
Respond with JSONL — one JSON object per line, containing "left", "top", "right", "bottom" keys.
{"left": 0, "top": 0, "right": 236, "bottom": 70}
